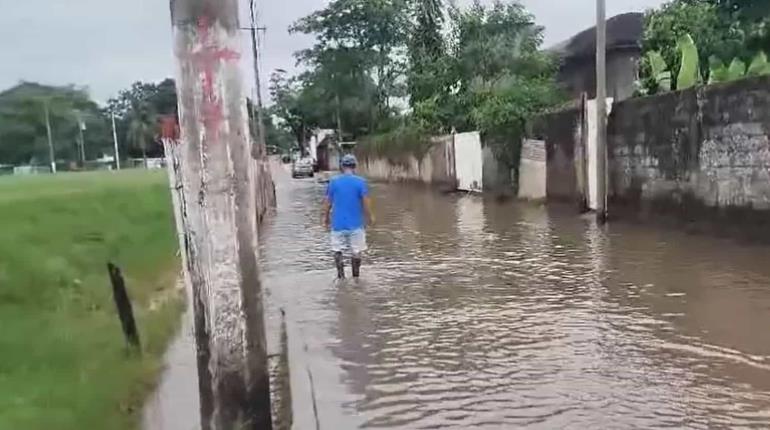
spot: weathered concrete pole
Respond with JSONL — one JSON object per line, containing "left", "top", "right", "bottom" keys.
{"left": 595, "top": 0, "right": 608, "bottom": 222}
{"left": 44, "top": 101, "right": 56, "bottom": 174}
{"left": 168, "top": 1, "right": 272, "bottom": 428}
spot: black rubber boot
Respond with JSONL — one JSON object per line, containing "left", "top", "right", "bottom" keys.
{"left": 351, "top": 256, "right": 362, "bottom": 278}
{"left": 335, "top": 252, "right": 345, "bottom": 279}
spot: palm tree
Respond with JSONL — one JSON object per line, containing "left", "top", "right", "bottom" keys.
{"left": 127, "top": 102, "right": 155, "bottom": 168}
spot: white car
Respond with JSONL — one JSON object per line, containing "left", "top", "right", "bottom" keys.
{"left": 292, "top": 158, "right": 315, "bottom": 178}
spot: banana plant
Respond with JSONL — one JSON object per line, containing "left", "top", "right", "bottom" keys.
{"left": 708, "top": 56, "right": 729, "bottom": 84}
{"left": 676, "top": 34, "right": 700, "bottom": 90}
{"left": 646, "top": 50, "right": 672, "bottom": 92}
{"left": 643, "top": 33, "right": 770, "bottom": 93}
{"left": 747, "top": 51, "right": 770, "bottom": 76}
{"left": 727, "top": 58, "right": 748, "bottom": 81}
{"left": 709, "top": 52, "right": 770, "bottom": 83}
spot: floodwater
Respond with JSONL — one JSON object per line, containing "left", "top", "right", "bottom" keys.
{"left": 261, "top": 166, "right": 770, "bottom": 429}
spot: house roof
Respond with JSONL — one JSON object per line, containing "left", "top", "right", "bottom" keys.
{"left": 549, "top": 12, "right": 643, "bottom": 60}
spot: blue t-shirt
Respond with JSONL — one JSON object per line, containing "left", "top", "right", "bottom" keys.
{"left": 327, "top": 173, "right": 369, "bottom": 231}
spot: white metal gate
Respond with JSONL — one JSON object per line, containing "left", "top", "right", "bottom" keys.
{"left": 454, "top": 132, "right": 483, "bottom": 192}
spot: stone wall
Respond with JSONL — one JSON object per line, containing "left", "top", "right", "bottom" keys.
{"left": 532, "top": 76, "right": 770, "bottom": 237}
{"left": 608, "top": 76, "right": 770, "bottom": 230}
{"left": 608, "top": 78, "right": 770, "bottom": 216}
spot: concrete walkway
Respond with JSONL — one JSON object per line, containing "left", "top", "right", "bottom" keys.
{"left": 142, "top": 307, "right": 200, "bottom": 430}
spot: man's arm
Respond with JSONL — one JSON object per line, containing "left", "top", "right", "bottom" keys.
{"left": 322, "top": 197, "right": 331, "bottom": 229}
{"left": 360, "top": 179, "right": 375, "bottom": 226}
{"left": 323, "top": 183, "right": 333, "bottom": 229}
{"left": 363, "top": 196, "right": 375, "bottom": 226}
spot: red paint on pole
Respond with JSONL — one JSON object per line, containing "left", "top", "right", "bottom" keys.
{"left": 184, "top": 16, "right": 241, "bottom": 145}
{"left": 160, "top": 115, "right": 180, "bottom": 142}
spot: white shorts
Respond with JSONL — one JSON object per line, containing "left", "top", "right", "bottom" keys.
{"left": 331, "top": 229, "right": 367, "bottom": 255}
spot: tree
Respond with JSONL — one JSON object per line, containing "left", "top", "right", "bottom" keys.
{"left": 107, "top": 79, "right": 178, "bottom": 160}
{"left": 710, "top": 0, "right": 770, "bottom": 54}
{"left": 107, "top": 79, "right": 177, "bottom": 120}
{"left": 643, "top": 1, "right": 742, "bottom": 84}
{"left": 264, "top": 117, "right": 296, "bottom": 153}
{"left": 0, "top": 83, "right": 111, "bottom": 166}
{"left": 640, "top": 0, "right": 770, "bottom": 92}
{"left": 247, "top": 96, "right": 295, "bottom": 153}
{"left": 126, "top": 102, "right": 155, "bottom": 167}
{"left": 291, "top": 0, "right": 409, "bottom": 131}
{"left": 408, "top": 0, "right": 448, "bottom": 108}
{"left": 450, "top": 1, "right": 561, "bottom": 168}
{"left": 269, "top": 69, "right": 314, "bottom": 150}
{"left": 281, "top": 0, "right": 562, "bottom": 177}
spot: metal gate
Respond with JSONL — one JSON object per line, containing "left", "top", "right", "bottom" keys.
{"left": 453, "top": 132, "right": 483, "bottom": 192}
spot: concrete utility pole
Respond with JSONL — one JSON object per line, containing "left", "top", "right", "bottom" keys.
{"left": 248, "top": 0, "right": 267, "bottom": 159}
{"left": 75, "top": 111, "right": 86, "bottom": 166}
{"left": 43, "top": 100, "right": 56, "bottom": 174}
{"left": 169, "top": 1, "right": 272, "bottom": 429}
{"left": 595, "top": 0, "right": 608, "bottom": 223}
{"left": 111, "top": 112, "right": 121, "bottom": 170}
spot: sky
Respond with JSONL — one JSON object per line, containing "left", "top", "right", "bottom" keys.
{"left": 0, "top": 0, "right": 666, "bottom": 104}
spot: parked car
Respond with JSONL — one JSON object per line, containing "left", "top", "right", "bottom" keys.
{"left": 292, "top": 158, "right": 315, "bottom": 178}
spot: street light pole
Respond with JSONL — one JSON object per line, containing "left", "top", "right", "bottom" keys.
{"left": 77, "top": 114, "right": 86, "bottom": 166}
{"left": 44, "top": 100, "right": 56, "bottom": 174}
{"left": 595, "top": 0, "right": 608, "bottom": 223}
{"left": 72, "top": 109, "right": 87, "bottom": 167}
{"left": 111, "top": 112, "right": 121, "bottom": 170}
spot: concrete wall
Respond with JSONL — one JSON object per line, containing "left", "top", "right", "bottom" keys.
{"left": 357, "top": 135, "right": 455, "bottom": 189}
{"left": 533, "top": 76, "right": 770, "bottom": 237}
{"left": 608, "top": 76, "right": 770, "bottom": 226}
{"left": 532, "top": 107, "right": 582, "bottom": 203}
{"left": 482, "top": 146, "right": 513, "bottom": 195}
{"left": 518, "top": 139, "right": 547, "bottom": 200}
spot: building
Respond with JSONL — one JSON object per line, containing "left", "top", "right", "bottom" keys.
{"left": 315, "top": 134, "right": 339, "bottom": 171}
{"left": 549, "top": 12, "right": 643, "bottom": 102}
{"left": 308, "top": 129, "right": 335, "bottom": 163}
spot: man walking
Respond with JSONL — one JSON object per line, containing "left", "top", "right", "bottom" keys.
{"left": 323, "top": 154, "right": 374, "bottom": 279}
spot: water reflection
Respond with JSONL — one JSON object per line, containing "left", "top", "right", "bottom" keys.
{"left": 261, "top": 172, "right": 770, "bottom": 428}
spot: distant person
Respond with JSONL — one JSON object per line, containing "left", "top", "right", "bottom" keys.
{"left": 322, "top": 154, "right": 374, "bottom": 279}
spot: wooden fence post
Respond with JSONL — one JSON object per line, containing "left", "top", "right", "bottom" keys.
{"left": 107, "top": 262, "right": 141, "bottom": 352}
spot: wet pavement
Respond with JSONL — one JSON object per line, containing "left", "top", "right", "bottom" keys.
{"left": 262, "top": 165, "right": 770, "bottom": 429}
{"left": 143, "top": 304, "right": 200, "bottom": 430}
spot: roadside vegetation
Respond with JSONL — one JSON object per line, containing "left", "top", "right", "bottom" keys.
{"left": 0, "top": 80, "right": 177, "bottom": 170}
{"left": 639, "top": 0, "right": 770, "bottom": 94}
{"left": 269, "top": 0, "right": 565, "bottom": 176}
{"left": 0, "top": 170, "right": 183, "bottom": 430}
{"left": 266, "top": 0, "right": 770, "bottom": 174}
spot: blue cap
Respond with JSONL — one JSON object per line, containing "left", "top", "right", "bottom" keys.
{"left": 341, "top": 154, "right": 358, "bottom": 167}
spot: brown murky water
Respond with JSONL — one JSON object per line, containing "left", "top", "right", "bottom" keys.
{"left": 261, "top": 167, "right": 770, "bottom": 429}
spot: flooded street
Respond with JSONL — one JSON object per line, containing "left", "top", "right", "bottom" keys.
{"left": 261, "top": 166, "right": 770, "bottom": 429}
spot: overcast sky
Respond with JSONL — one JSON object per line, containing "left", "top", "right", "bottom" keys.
{"left": 0, "top": 0, "right": 665, "bottom": 104}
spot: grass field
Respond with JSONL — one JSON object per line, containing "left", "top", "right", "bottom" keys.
{"left": 0, "top": 170, "right": 184, "bottom": 430}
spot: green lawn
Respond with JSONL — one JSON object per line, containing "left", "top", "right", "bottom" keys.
{"left": 0, "top": 170, "right": 184, "bottom": 430}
